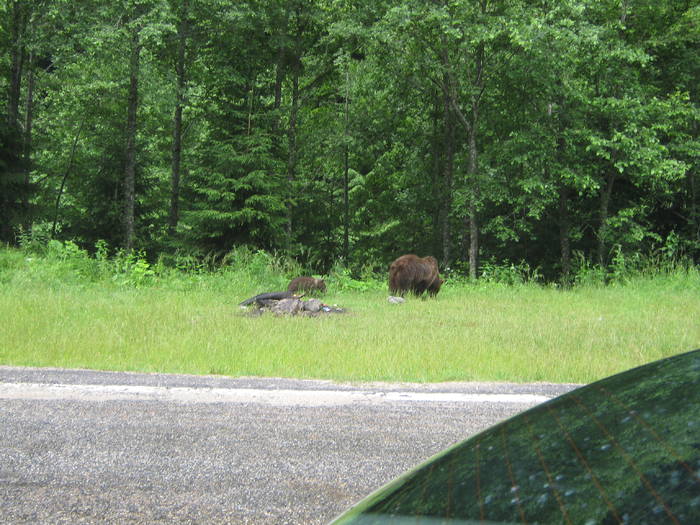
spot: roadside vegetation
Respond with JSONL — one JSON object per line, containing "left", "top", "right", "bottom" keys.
{"left": 3, "top": 2, "right": 700, "bottom": 385}
{"left": 2, "top": 242, "right": 699, "bottom": 384}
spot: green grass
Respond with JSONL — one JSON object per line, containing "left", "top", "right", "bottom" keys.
{"left": 2, "top": 246, "right": 699, "bottom": 384}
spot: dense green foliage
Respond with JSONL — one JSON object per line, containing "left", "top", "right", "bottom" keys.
{"left": 1, "top": 0, "right": 699, "bottom": 281}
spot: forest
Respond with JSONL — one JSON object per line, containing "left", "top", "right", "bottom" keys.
{"left": 1, "top": 0, "right": 699, "bottom": 283}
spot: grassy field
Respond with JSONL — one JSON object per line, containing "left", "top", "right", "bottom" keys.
{"left": 2, "top": 245, "right": 699, "bottom": 384}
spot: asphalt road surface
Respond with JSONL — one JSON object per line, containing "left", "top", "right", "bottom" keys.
{"left": 0, "top": 367, "right": 579, "bottom": 524}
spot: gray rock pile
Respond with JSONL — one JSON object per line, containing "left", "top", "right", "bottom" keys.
{"left": 239, "top": 292, "right": 345, "bottom": 317}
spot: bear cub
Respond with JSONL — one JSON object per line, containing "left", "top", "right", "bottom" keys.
{"left": 287, "top": 276, "right": 327, "bottom": 294}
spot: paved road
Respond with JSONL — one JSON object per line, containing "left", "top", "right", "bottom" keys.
{"left": 0, "top": 367, "right": 579, "bottom": 524}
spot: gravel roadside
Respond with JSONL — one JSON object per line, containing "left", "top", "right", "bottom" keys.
{"left": 0, "top": 367, "right": 579, "bottom": 524}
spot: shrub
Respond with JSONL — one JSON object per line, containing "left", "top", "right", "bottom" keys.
{"left": 326, "top": 263, "right": 383, "bottom": 292}
{"left": 479, "top": 259, "right": 542, "bottom": 286}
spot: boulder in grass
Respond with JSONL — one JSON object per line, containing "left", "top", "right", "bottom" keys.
{"left": 303, "top": 299, "right": 323, "bottom": 313}
{"left": 239, "top": 293, "right": 346, "bottom": 317}
{"left": 271, "top": 298, "right": 304, "bottom": 315}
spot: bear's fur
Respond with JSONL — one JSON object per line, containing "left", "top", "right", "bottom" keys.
{"left": 388, "top": 254, "right": 443, "bottom": 297}
{"left": 287, "top": 276, "right": 327, "bottom": 294}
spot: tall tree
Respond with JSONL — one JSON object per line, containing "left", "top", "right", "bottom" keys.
{"left": 123, "top": 20, "right": 143, "bottom": 251}
{"left": 181, "top": 0, "right": 287, "bottom": 253}
{"left": 5, "top": 0, "right": 27, "bottom": 128}
{"left": 167, "top": 0, "right": 189, "bottom": 235}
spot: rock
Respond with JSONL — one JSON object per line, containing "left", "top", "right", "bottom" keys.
{"left": 271, "top": 298, "right": 303, "bottom": 315}
{"left": 240, "top": 296, "right": 346, "bottom": 317}
{"left": 388, "top": 296, "right": 405, "bottom": 304}
{"left": 303, "top": 299, "right": 323, "bottom": 313}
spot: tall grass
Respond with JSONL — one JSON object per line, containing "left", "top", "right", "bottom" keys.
{"left": 2, "top": 243, "right": 699, "bottom": 384}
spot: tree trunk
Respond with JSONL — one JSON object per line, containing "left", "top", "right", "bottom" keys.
{"left": 273, "top": 49, "right": 285, "bottom": 119}
{"left": 7, "top": 1, "right": 26, "bottom": 128}
{"left": 468, "top": 205, "right": 478, "bottom": 280}
{"left": 558, "top": 184, "right": 571, "bottom": 285}
{"left": 285, "top": 61, "right": 299, "bottom": 253}
{"left": 466, "top": 110, "right": 479, "bottom": 280}
{"left": 467, "top": 38, "right": 486, "bottom": 281}
{"left": 342, "top": 64, "right": 350, "bottom": 262}
{"left": 22, "top": 50, "right": 35, "bottom": 229}
{"left": 123, "top": 27, "right": 142, "bottom": 251}
{"left": 691, "top": 169, "right": 698, "bottom": 241}
{"left": 691, "top": 121, "right": 699, "bottom": 243}
{"left": 168, "top": 0, "right": 188, "bottom": 236}
{"left": 597, "top": 172, "right": 616, "bottom": 267}
{"left": 272, "top": 39, "right": 286, "bottom": 136}
{"left": 443, "top": 40, "right": 484, "bottom": 279}
{"left": 431, "top": 93, "right": 443, "bottom": 256}
{"left": 271, "top": 9, "right": 288, "bottom": 161}
{"left": 441, "top": 79, "right": 455, "bottom": 269}
{"left": 620, "top": 0, "right": 629, "bottom": 25}
{"left": 52, "top": 121, "right": 84, "bottom": 237}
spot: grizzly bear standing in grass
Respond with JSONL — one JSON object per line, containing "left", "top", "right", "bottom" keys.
{"left": 287, "top": 276, "right": 327, "bottom": 294}
{"left": 388, "top": 254, "right": 443, "bottom": 297}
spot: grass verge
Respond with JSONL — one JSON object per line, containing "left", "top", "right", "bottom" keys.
{"left": 2, "top": 250, "right": 699, "bottom": 384}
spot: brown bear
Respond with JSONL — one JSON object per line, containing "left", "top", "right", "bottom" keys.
{"left": 388, "top": 254, "right": 443, "bottom": 297}
{"left": 287, "top": 276, "right": 327, "bottom": 294}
